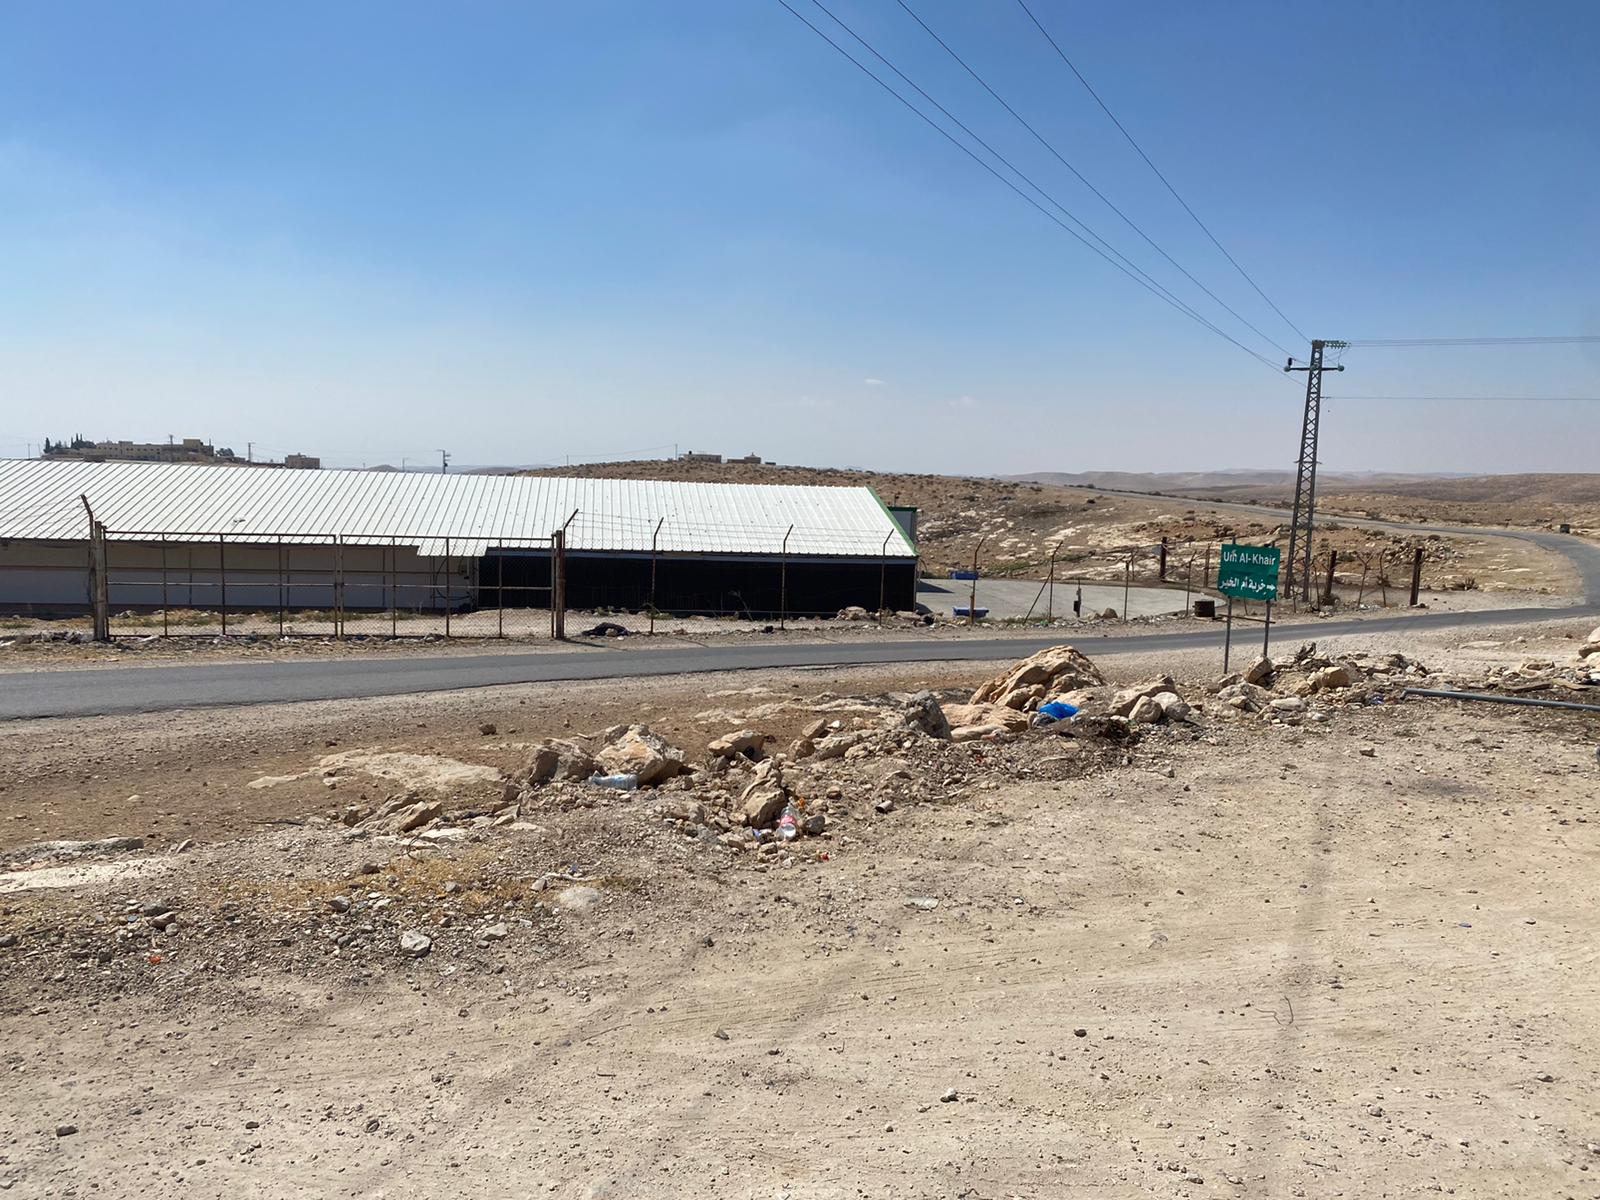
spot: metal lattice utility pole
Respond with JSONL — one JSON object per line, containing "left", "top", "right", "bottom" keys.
{"left": 1284, "top": 340, "right": 1347, "bottom": 604}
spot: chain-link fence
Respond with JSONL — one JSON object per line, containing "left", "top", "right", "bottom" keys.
{"left": 79, "top": 515, "right": 921, "bottom": 639}
{"left": 98, "top": 530, "right": 558, "bottom": 640}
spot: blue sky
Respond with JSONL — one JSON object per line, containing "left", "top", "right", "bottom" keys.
{"left": 1, "top": 1, "right": 1596, "bottom": 473}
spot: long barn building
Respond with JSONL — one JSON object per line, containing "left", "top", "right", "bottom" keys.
{"left": 0, "top": 460, "right": 918, "bottom": 619}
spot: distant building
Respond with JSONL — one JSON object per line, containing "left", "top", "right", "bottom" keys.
{"left": 40, "top": 436, "right": 319, "bottom": 469}
{"left": 43, "top": 435, "right": 232, "bottom": 464}
{"left": 679, "top": 451, "right": 769, "bottom": 465}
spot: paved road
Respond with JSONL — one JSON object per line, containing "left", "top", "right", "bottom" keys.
{"left": 5, "top": 600, "right": 1595, "bottom": 721}
{"left": 6, "top": 501, "right": 1595, "bottom": 722}
{"left": 1105, "top": 488, "right": 1600, "bottom": 600}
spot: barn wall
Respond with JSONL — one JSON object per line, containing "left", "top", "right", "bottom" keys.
{"left": 487, "top": 551, "right": 918, "bottom": 617}
{"left": 2, "top": 540, "right": 918, "bottom": 617}
{"left": 0, "top": 540, "right": 89, "bottom": 611}
{"left": 0, "top": 540, "right": 473, "bottom": 614}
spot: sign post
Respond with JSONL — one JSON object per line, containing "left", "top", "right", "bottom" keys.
{"left": 1218, "top": 544, "right": 1282, "bottom": 673}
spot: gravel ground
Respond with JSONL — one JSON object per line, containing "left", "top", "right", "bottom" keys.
{"left": 2, "top": 621, "right": 1598, "bottom": 1197}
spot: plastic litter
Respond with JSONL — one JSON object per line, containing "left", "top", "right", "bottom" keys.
{"left": 1036, "top": 701, "right": 1080, "bottom": 722}
{"left": 777, "top": 801, "right": 801, "bottom": 842}
{"left": 588, "top": 773, "right": 640, "bottom": 790}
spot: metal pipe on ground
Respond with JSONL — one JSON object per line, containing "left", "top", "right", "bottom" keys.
{"left": 1400, "top": 687, "right": 1600, "bottom": 714}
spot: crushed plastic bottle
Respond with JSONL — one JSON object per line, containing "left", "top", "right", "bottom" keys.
{"left": 777, "top": 801, "right": 801, "bottom": 842}
{"left": 588, "top": 773, "right": 640, "bottom": 791}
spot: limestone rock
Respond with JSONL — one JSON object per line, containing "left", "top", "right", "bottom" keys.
{"left": 951, "top": 724, "right": 1016, "bottom": 742}
{"left": 1308, "top": 664, "right": 1356, "bottom": 692}
{"left": 942, "top": 703, "right": 1031, "bottom": 734}
{"left": 1217, "top": 681, "right": 1272, "bottom": 713}
{"left": 1127, "top": 695, "right": 1163, "bottom": 724}
{"left": 1242, "top": 657, "right": 1274, "bottom": 686}
{"left": 811, "top": 730, "right": 880, "bottom": 761}
{"left": 655, "top": 797, "right": 708, "bottom": 824}
{"left": 738, "top": 760, "right": 789, "bottom": 828}
{"left": 1109, "top": 676, "right": 1178, "bottom": 717}
{"left": 1155, "top": 692, "right": 1191, "bottom": 721}
{"left": 398, "top": 930, "right": 432, "bottom": 957}
{"left": 708, "top": 729, "right": 766, "bottom": 761}
{"left": 594, "top": 725, "right": 687, "bottom": 787}
{"left": 970, "top": 645, "right": 1105, "bottom": 709}
{"left": 364, "top": 794, "right": 443, "bottom": 834}
{"left": 555, "top": 885, "right": 602, "bottom": 913}
{"left": 518, "top": 739, "right": 596, "bottom": 789}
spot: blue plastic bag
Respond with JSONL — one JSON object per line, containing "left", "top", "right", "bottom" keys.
{"left": 1037, "top": 701, "right": 1079, "bottom": 722}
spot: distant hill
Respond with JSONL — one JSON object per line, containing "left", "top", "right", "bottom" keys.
{"left": 1009, "top": 469, "right": 1466, "bottom": 491}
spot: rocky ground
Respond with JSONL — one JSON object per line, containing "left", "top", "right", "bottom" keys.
{"left": 2, "top": 622, "right": 1599, "bottom": 1197}
{"left": 523, "top": 458, "right": 1576, "bottom": 595}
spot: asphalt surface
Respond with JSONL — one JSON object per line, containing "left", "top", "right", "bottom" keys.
{"left": 6, "top": 497, "right": 1596, "bottom": 722}
{"left": 5, "top": 599, "right": 1596, "bottom": 721}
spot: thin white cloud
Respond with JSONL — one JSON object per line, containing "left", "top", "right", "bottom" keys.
{"left": 863, "top": 377, "right": 886, "bottom": 387}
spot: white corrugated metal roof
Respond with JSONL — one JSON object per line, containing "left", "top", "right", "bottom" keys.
{"left": 0, "top": 460, "right": 917, "bottom": 559}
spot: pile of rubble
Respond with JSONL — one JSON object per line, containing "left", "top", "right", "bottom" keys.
{"left": 1466, "top": 625, "right": 1600, "bottom": 694}
{"left": 1194, "top": 642, "right": 1438, "bottom": 724}
{"left": 470, "top": 645, "right": 1162, "bottom": 853}
{"left": 316, "top": 641, "right": 1471, "bottom": 866}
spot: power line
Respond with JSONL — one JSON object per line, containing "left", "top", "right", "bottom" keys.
{"left": 1327, "top": 394, "right": 1600, "bottom": 402}
{"left": 1014, "top": 0, "right": 1309, "bottom": 345}
{"left": 893, "top": 0, "right": 1294, "bottom": 359}
{"left": 805, "top": 0, "right": 1274, "bottom": 369}
{"left": 1344, "top": 336, "right": 1600, "bottom": 348}
{"left": 776, "top": 0, "right": 1288, "bottom": 376}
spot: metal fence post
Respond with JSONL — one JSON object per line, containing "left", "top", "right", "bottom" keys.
{"left": 497, "top": 548, "right": 505, "bottom": 638}
{"left": 1409, "top": 546, "right": 1424, "bottom": 607}
{"left": 444, "top": 537, "right": 452, "bottom": 638}
{"left": 966, "top": 537, "right": 986, "bottom": 627}
{"left": 779, "top": 526, "right": 793, "bottom": 630}
{"left": 1122, "top": 553, "right": 1132, "bottom": 624}
{"left": 552, "top": 529, "right": 567, "bottom": 639}
{"left": 80, "top": 497, "right": 109, "bottom": 642}
{"left": 556, "top": 510, "right": 578, "bottom": 640}
{"left": 390, "top": 538, "right": 398, "bottom": 638}
{"left": 160, "top": 534, "right": 169, "bottom": 637}
{"left": 649, "top": 517, "right": 663, "bottom": 634}
{"left": 278, "top": 537, "right": 286, "bottom": 637}
{"left": 334, "top": 535, "right": 344, "bottom": 639}
{"left": 1046, "top": 540, "right": 1061, "bottom": 622}
{"left": 219, "top": 532, "right": 228, "bottom": 636}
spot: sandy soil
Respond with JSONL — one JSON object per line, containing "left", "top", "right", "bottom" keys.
{"left": 3, "top": 619, "right": 1600, "bottom": 1197}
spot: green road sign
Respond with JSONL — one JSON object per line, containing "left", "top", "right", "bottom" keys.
{"left": 1218, "top": 543, "right": 1281, "bottom": 601}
